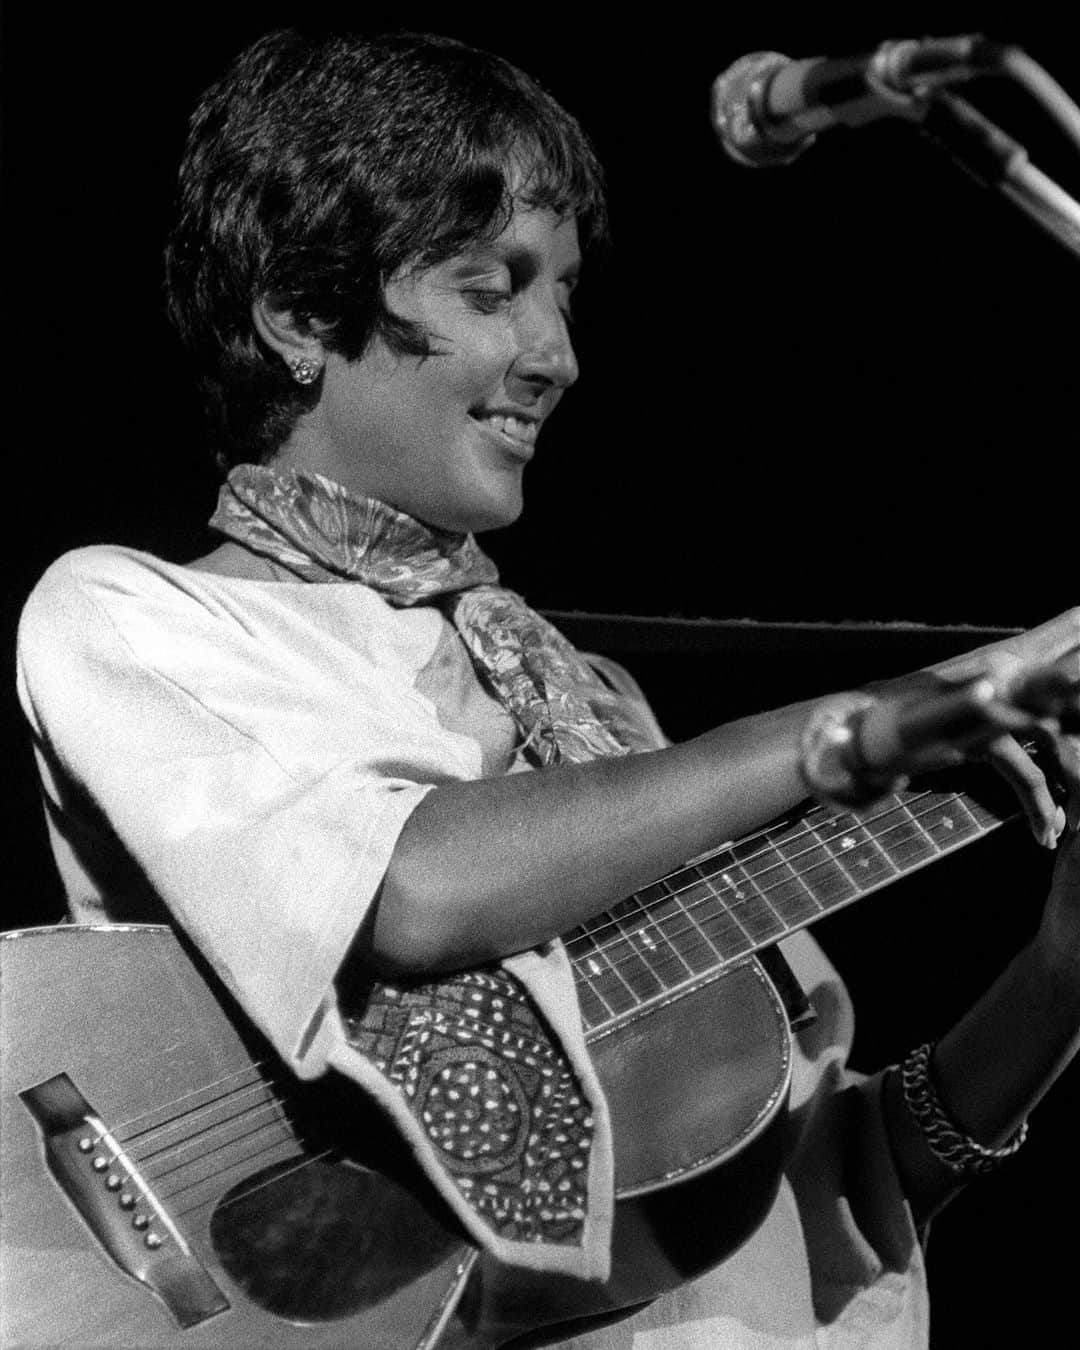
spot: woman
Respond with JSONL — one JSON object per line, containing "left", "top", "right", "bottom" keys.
{"left": 16, "top": 27, "right": 1080, "bottom": 1348}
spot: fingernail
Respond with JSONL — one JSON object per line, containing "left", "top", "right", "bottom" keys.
{"left": 1044, "top": 808, "right": 1067, "bottom": 847}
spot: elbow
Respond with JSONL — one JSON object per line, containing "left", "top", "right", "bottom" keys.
{"left": 365, "top": 864, "right": 486, "bottom": 977}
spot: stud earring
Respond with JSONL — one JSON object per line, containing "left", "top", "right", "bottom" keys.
{"left": 287, "top": 356, "right": 323, "bottom": 385}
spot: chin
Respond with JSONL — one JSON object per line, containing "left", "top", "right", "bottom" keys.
{"left": 431, "top": 483, "right": 525, "bottom": 536}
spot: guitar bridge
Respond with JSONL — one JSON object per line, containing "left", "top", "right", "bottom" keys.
{"left": 19, "top": 1073, "right": 229, "bottom": 1329}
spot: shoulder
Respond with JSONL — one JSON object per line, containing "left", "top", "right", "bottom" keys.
{"left": 22, "top": 545, "right": 184, "bottom": 613}
{"left": 20, "top": 547, "right": 200, "bottom": 656}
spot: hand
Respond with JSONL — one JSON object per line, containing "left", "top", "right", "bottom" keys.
{"left": 917, "top": 608, "right": 1080, "bottom": 848}
{"left": 1035, "top": 779, "right": 1080, "bottom": 992}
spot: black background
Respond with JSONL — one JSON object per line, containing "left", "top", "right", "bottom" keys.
{"left": 3, "top": 5, "right": 1078, "bottom": 1346}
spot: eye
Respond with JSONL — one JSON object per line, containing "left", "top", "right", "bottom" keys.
{"left": 558, "top": 279, "right": 578, "bottom": 327}
{"left": 463, "top": 288, "right": 512, "bottom": 315}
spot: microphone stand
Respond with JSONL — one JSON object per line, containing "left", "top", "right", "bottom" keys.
{"left": 918, "top": 91, "right": 1080, "bottom": 260}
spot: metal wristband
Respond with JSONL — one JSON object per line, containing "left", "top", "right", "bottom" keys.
{"left": 900, "top": 1041, "right": 1030, "bottom": 1176}
{"left": 798, "top": 693, "right": 908, "bottom": 808}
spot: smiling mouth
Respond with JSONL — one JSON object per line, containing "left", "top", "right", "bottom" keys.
{"left": 470, "top": 412, "right": 539, "bottom": 455}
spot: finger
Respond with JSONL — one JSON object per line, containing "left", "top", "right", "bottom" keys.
{"left": 938, "top": 611, "right": 1080, "bottom": 685}
{"left": 983, "top": 734, "right": 1065, "bottom": 848}
{"left": 1021, "top": 720, "right": 1080, "bottom": 795}
{"left": 1004, "top": 609, "right": 1080, "bottom": 666}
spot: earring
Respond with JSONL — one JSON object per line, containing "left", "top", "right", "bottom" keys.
{"left": 287, "top": 356, "right": 323, "bottom": 385}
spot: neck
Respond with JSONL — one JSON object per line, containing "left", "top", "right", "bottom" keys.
{"left": 566, "top": 774, "right": 1017, "bottom": 1035}
{"left": 185, "top": 540, "right": 290, "bottom": 580}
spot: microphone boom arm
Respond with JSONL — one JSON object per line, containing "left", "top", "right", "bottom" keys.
{"left": 919, "top": 91, "right": 1080, "bottom": 261}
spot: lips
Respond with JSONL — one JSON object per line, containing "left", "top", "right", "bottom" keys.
{"left": 470, "top": 411, "right": 540, "bottom": 455}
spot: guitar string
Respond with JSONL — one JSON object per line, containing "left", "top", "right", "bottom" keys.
{"left": 90, "top": 1082, "right": 286, "bottom": 1179}
{"left": 86, "top": 791, "right": 986, "bottom": 1156}
{"left": 116, "top": 792, "right": 985, "bottom": 1234}
{"left": 106, "top": 1068, "right": 358, "bottom": 1214}
{"left": 109, "top": 1084, "right": 322, "bottom": 1211}
{"left": 569, "top": 790, "right": 1001, "bottom": 990}
{"left": 136, "top": 1086, "right": 344, "bottom": 1222}
{"left": 579, "top": 785, "right": 1006, "bottom": 966}
{"left": 85, "top": 802, "right": 891, "bottom": 1148}
{"left": 103, "top": 1063, "right": 270, "bottom": 1145}
{"left": 151, "top": 1107, "right": 299, "bottom": 1203}
{"left": 152, "top": 794, "right": 992, "bottom": 1213}
{"left": 565, "top": 787, "right": 945, "bottom": 959}
{"left": 82, "top": 791, "right": 1009, "bottom": 1204}
{"left": 584, "top": 737, "right": 1036, "bottom": 940}
{"left": 116, "top": 1080, "right": 273, "bottom": 1162}
{"left": 170, "top": 1146, "right": 339, "bottom": 1222}
{"left": 572, "top": 791, "right": 991, "bottom": 979}
{"left": 565, "top": 788, "right": 952, "bottom": 961}
{"left": 130, "top": 1095, "right": 286, "bottom": 1177}
{"left": 84, "top": 810, "right": 1017, "bottom": 1232}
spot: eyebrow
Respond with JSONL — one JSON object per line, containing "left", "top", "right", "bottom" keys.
{"left": 448, "top": 244, "right": 581, "bottom": 285}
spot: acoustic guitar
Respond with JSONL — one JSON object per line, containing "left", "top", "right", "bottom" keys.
{"left": 0, "top": 770, "right": 1024, "bottom": 1349}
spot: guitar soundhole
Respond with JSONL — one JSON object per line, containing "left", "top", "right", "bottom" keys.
{"left": 210, "top": 1158, "right": 457, "bottom": 1323}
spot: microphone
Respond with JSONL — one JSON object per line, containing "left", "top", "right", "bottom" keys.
{"left": 712, "top": 35, "right": 1007, "bottom": 167}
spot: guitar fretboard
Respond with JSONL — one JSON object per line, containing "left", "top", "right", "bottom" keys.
{"left": 564, "top": 783, "right": 1007, "bottom": 1032}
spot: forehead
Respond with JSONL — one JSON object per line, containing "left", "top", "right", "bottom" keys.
{"left": 448, "top": 205, "right": 582, "bottom": 274}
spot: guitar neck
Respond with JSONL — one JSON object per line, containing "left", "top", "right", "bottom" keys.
{"left": 565, "top": 777, "right": 1017, "bottom": 1032}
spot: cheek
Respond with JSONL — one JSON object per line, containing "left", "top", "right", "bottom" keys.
{"left": 438, "top": 326, "right": 518, "bottom": 393}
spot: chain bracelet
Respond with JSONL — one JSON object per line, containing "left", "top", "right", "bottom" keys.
{"left": 900, "top": 1041, "right": 1029, "bottom": 1176}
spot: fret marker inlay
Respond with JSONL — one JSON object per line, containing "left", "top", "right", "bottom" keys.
{"left": 568, "top": 780, "right": 1017, "bottom": 1033}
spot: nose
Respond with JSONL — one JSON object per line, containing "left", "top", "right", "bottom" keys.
{"left": 509, "top": 294, "right": 579, "bottom": 395}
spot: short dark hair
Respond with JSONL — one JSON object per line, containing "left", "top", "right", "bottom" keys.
{"left": 164, "top": 29, "right": 608, "bottom": 470}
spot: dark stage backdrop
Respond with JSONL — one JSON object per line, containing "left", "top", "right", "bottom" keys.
{"left": 3, "top": 7, "right": 1077, "bottom": 1347}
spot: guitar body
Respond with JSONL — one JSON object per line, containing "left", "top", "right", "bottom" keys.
{"left": 0, "top": 925, "right": 479, "bottom": 1349}
{"left": 460, "top": 962, "right": 791, "bottom": 1347}
{"left": 0, "top": 924, "right": 790, "bottom": 1349}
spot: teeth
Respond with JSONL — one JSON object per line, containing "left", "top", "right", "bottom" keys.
{"left": 478, "top": 414, "right": 538, "bottom": 445}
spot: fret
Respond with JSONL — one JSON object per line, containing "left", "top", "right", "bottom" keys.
{"left": 808, "top": 808, "right": 898, "bottom": 894}
{"left": 593, "top": 898, "right": 667, "bottom": 1001}
{"left": 693, "top": 850, "right": 786, "bottom": 948}
{"left": 631, "top": 880, "right": 718, "bottom": 976}
{"left": 563, "top": 926, "right": 638, "bottom": 1020}
{"left": 858, "top": 794, "right": 940, "bottom": 870}
{"left": 671, "top": 865, "right": 753, "bottom": 962}
{"left": 564, "top": 772, "right": 1016, "bottom": 1032}
{"left": 567, "top": 959, "right": 612, "bottom": 1029}
{"left": 912, "top": 790, "right": 987, "bottom": 851}
{"left": 737, "top": 820, "right": 851, "bottom": 923}
{"left": 599, "top": 886, "right": 694, "bottom": 988}
{"left": 955, "top": 790, "right": 1003, "bottom": 832}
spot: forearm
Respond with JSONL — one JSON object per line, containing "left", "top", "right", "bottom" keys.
{"left": 883, "top": 933, "right": 1080, "bottom": 1222}
{"left": 370, "top": 697, "right": 821, "bottom": 971}
{"left": 369, "top": 607, "right": 1078, "bottom": 973}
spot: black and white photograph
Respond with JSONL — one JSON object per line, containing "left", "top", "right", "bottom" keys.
{"left": 2, "top": 8, "right": 1078, "bottom": 1348}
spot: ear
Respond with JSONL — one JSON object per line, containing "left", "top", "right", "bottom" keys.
{"left": 251, "top": 298, "right": 325, "bottom": 370}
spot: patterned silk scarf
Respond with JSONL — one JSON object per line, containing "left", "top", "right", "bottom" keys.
{"left": 208, "top": 464, "right": 639, "bottom": 1278}
{"left": 210, "top": 464, "right": 639, "bottom": 766}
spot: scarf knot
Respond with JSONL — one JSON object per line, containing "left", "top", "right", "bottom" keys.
{"left": 211, "top": 464, "right": 634, "bottom": 766}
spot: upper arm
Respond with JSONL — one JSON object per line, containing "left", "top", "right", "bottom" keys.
{"left": 16, "top": 553, "right": 455, "bottom": 1072}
